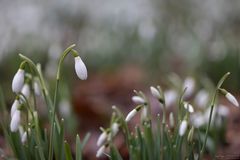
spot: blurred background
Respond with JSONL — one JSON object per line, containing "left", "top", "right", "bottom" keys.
{"left": 1, "top": 0, "right": 240, "bottom": 159}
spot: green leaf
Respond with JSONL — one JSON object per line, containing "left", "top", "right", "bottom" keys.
{"left": 64, "top": 141, "right": 73, "bottom": 160}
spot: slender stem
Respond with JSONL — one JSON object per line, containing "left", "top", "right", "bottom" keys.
{"left": 200, "top": 72, "right": 230, "bottom": 159}
{"left": 48, "top": 44, "right": 76, "bottom": 160}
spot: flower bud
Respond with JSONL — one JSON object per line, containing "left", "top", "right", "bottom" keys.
{"left": 12, "top": 69, "right": 25, "bottom": 93}
{"left": 111, "top": 123, "right": 119, "bottom": 137}
{"left": 125, "top": 109, "right": 138, "bottom": 122}
{"left": 11, "top": 99, "right": 20, "bottom": 118}
{"left": 74, "top": 56, "right": 87, "bottom": 80}
{"left": 21, "top": 131, "right": 27, "bottom": 144}
{"left": 150, "top": 86, "right": 161, "bottom": 99}
{"left": 226, "top": 92, "right": 239, "bottom": 107}
{"left": 132, "top": 96, "right": 145, "bottom": 104}
{"left": 97, "top": 131, "right": 108, "bottom": 147}
{"left": 183, "top": 77, "right": 195, "bottom": 98}
{"left": 21, "top": 83, "right": 31, "bottom": 99}
{"left": 179, "top": 120, "right": 188, "bottom": 136}
{"left": 183, "top": 102, "right": 194, "bottom": 113}
{"left": 96, "top": 145, "right": 106, "bottom": 158}
{"left": 187, "top": 126, "right": 194, "bottom": 143}
{"left": 10, "top": 110, "right": 21, "bottom": 132}
{"left": 33, "top": 79, "right": 41, "bottom": 96}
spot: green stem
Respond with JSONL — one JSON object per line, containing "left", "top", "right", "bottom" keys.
{"left": 48, "top": 44, "right": 76, "bottom": 160}
{"left": 200, "top": 72, "right": 230, "bottom": 159}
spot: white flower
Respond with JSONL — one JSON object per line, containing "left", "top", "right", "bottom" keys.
{"left": 111, "top": 123, "right": 119, "bottom": 137}
{"left": 59, "top": 99, "right": 71, "bottom": 118}
{"left": 96, "top": 145, "right": 106, "bottom": 158}
{"left": 190, "top": 113, "right": 206, "bottom": 128}
{"left": 217, "top": 105, "right": 229, "bottom": 117}
{"left": 11, "top": 99, "right": 20, "bottom": 118}
{"left": 194, "top": 90, "right": 209, "bottom": 108}
{"left": 10, "top": 110, "right": 21, "bottom": 132}
{"left": 183, "top": 77, "right": 195, "bottom": 98}
{"left": 169, "top": 112, "right": 175, "bottom": 128}
{"left": 150, "top": 86, "right": 161, "bottom": 99}
{"left": 225, "top": 92, "right": 239, "bottom": 107}
{"left": 12, "top": 69, "right": 25, "bottom": 93}
{"left": 125, "top": 109, "right": 138, "bottom": 122}
{"left": 164, "top": 90, "right": 178, "bottom": 107}
{"left": 21, "top": 84, "right": 30, "bottom": 99}
{"left": 132, "top": 96, "right": 145, "bottom": 104}
{"left": 74, "top": 56, "right": 88, "bottom": 80}
{"left": 21, "top": 131, "right": 27, "bottom": 144}
{"left": 179, "top": 120, "right": 188, "bottom": 136}
{"left": 33, "top": 80, "right": 41, "bottom": 96}
{"left": 184, "top": 102, "right": 194, "bottom": 113}
{"left": 97, "top": 131, "right": 108, "bottom": 147}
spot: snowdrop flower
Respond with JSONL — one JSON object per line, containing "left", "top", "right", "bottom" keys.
{"left": 217, "top": 105, "right": 229, "bottom": 117}
{"left": 141, "top": 106, "right": 148, "bottom": 121}
{"left": 164, "top": 90, "right": 178, "bottom": 107}
{"left": 97, "top": 131, "right": 108, "bottom": 147}
{"left": 21, "top": 83, "right": 31, "bottom": 99}
{"left": 11, "top": 98, "right": 20, "bottom": 118}
{"left": 219, "top": 88, "right": 239, "bottom": 107}
{"left": 10, "top": 110, "right": 21, "bottom": 132}
{"left": 183, "top": 102, "right": 194, "bottom": 113}
{"left": 74, "top": 56, "right": 88, "bottom": 80}
{"left": 183, "top": 77, "right": 195, "bottom": 98}
{"left": 169, "top": 112, "right": 175, "bottom": 128}
{"left": 150, "top": 86, "right": 161, "bottom": 99}
{"left": 194, "top": 89, "right": 209, "bottom": 108}
{"left": 225, "top": 92, "right": 239, "bottom": 107}
{"left": 21, "top": 131, "right": 27, "bottom": 144}
{"left": 12, "top": 69, "right": 25, "bottom": 93}
{"left": 125, "top": 106, "right": 142, "bottom": 122}
{"left": 132, "top": 96, "right": 145, "bottom": 104}
{"left": 179, "top": 120, "right": 188, "bottom": 136}
{"left": 96, "top": 145, "right": 107, "bottom": 158}
{"left": 111, "top": 123, "right": 119, "bottom": 137}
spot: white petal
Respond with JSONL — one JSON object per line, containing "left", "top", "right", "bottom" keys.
{"left": 21, "top": 84, "right": 30, "bottom": 98}
{"left": 21, "top": 132, "right": 27, "bottom": 144}
{"left": 150, "top": 86, "right": 161, "bottom": 99}
{"left": 11, "top": 99, "right": 20, "bottom": 118}
{"left": 184, "top": 102, "right": 194, "bottom": 113}
{"left": 141, "top": 107, "right": 148, "bottom": 120}
{"left": 164, "top": 90, "right": 177, "bottom": 107}
{"left": 217, "top": 104, "right": 229, "bottom": 117}
{"left": 96, "top": 145, "right": 106, "bottom": 158}
{"left": 132, "top": 96, "right": 145, "bottom": 104}
{"left": 10, "top": 110, "right": 21, "bottom": 132}
{"left": 111, "top": 123, "right": 119, "bottom": 137}
{"left": 97, "top": 132, "right": 108, "bottom": 147}
{"left": 190, "top": 113, "right": 206, "bottom": 128}
{"left": 179, "top": 120, "right": 188, "bottom": 136}
{"left": 183, "top": 77, "right": 195, "bottom": 97}
{"left": 12, "top": 69, "right": 25, "bottom": 93}
{"left": 194, "top": 90, "right": 209, "bottom": 108}
{"left": 226, "top": 93, "right": 239, "bottom": 107}
{"left": 74, "top": 56, "right": 88, "bottom": 80}
{"left": 125, "top": 109, "right": 137, "bottom": 122}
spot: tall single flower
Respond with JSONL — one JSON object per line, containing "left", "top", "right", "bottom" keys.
{"left": 179, "top": 120, "right": 188, "bottom": 136}
{"left": 12, "top": 69, "right": 25, "bottom": 93}
{"left": 10, "top": 110, "right": 21, "bottom": 132}
{"left": 74, "top": 56, "right": 88, "bottom": 80}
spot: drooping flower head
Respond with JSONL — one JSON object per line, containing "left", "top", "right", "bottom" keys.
{"left": 179, "top": 120, "right": 188, "bottom": 136}
{"left": 12, "top": 62, "right": 26, "bottom": 93}
{"left": 10, "top": 110, "right": 21, "bottom": 132}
